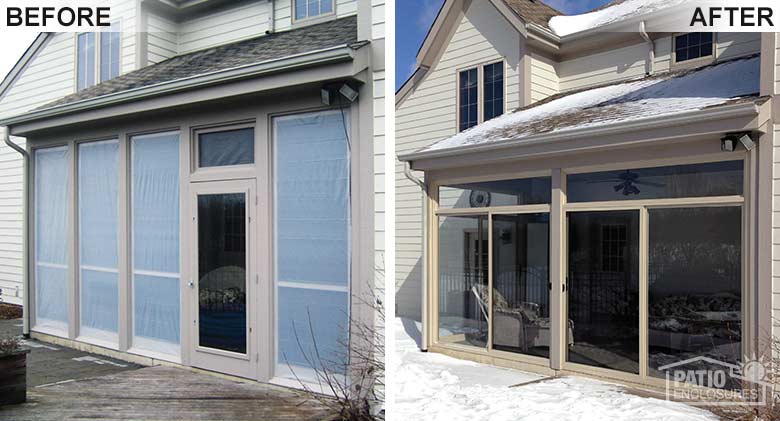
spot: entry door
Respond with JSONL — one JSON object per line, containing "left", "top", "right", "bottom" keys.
{"left": 189, "top": 179, "right": 257, "bottom": 378}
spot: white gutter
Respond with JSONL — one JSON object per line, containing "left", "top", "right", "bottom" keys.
{"left": 403, "top": 162, "right": 428, "bottom": 352}
{"left": 3, "top": 129, "right": 29, "bottom": 337}
{"left": 0, "top": 44, "right": 355, "bottom": 127}
{"left": 398, "top": 101, "right": 763, "bottom": 163}
{"left": 266, "top": 0, "right": 275, "bottom": 34}
{"left": 638, "top": 21, "right": 654, "bottom": 76}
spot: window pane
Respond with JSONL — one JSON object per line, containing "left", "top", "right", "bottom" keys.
{"left": 78, "top": 33, "right": 96, "bottom": 91}
{"left": 567, "top": 161, "right": 743, "bottom": 203}
{"left": 198, "top": 193, "right": 247, "bottom": 354}
{"left": 100, "top": 23, "right": 121, "bottom": 82}
{"left": 459, "top": 68, "right": 478, "bottom": 132}
{"left": 483, "top": 62, "right": 504, "bottom": 121}
{"left": 198, "top": 128, "right": 254, "bottom": 167}
{"left": 35, "top": 147, "right": 70, "bottom": 330}
{"left": 274, "top": 110, "right": 350, "bottom": 381}
{"left": 492, "top": 213, "right": 550, "bottom": 358}
{"left": 567, "top": 211, "right": 639, "bottom": 374}
{"left": 78, "top": 140, "right": 119, "bottom": 340}
{"left": 674, "top": 32, "right": 713, "bottom": 62}
{"left": 296, "top": 0, "right": 332, "bottom": 19}
{"left": 439, "top": 177, "right": 551, "bottom": 209}
{"left": 648, "top": 207, "right": 742, "bottom": 389}
{"left": 132, "top": 133, "right": 180, "bottom": 352}
{"left": 439, "top": 215, "right": 488, "bottom": 349}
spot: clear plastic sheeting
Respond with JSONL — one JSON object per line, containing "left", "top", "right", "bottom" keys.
{"left": 274, "top": 110, "right": 350, "bottom": 381}
{"left": 78, "top": 140, "right": 119, "bottom": 342}
{"left": 131, "top": 133, "right": 180, "bottom": 356}
{"left": 198, "top": 128, "right": 254, "bottom": 168}
{"left": 34, "top": 146, "right": 70, "bottom": 331}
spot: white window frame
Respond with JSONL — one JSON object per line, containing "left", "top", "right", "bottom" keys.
{"left": 456, "top": 60, "right": 507, "bottom": 132}
{"left": 75, "top": 23, "right": 122, "bottom": 91}
{"left": 292, "top": 0, "right": 336, "bottom": 24}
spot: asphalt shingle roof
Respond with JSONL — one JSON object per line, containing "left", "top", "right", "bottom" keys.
{"left": 504, "top": 0, "right": 562, "bottom": 29}
{"left": 38, "top": 16, "right": 358, "bottom": 111}
{"left": 420, "top": 55, "right": 763, "bottom": 153}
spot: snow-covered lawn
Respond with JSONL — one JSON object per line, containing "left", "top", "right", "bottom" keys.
{"left": 393, "top": 317, "right": 717, "bottom": 420}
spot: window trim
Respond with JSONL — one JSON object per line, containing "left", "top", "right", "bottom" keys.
{"left": 74, "top": 24, "right": 123, "bottom": 92}
{"left": 671, "top": 32, "right": 716, "bottom": 69}
{"left": 291, "top": 0, "right": 337, "bottom": 25}
{"left": 455, "top": 59, "right": 507, "bottom": 132}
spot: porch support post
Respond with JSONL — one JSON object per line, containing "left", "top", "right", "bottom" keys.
{"left": 549, "top": 169, "right": 565, "bottom": 371}
{"left": 117, "top": 132, "right": 130, "bottom": 351}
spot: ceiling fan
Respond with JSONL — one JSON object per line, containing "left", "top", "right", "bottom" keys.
{"left": 586, "top": 170, "right": 665, "bottom": 196}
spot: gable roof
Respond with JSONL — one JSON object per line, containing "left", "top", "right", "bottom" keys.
{"left": 503, "top": 0, "right": 561, "bottom": 29}
{"left": 36, "top": 16, "right": 359, "bottom": 112}
{"left": 401, "top": 55, "right": 763, "bottom": 158}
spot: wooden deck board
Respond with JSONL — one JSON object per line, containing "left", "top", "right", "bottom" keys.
{"left": 0, "top": 366, "right": 336, "bottom": 420}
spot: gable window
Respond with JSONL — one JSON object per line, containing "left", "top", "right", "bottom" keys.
{"left": 458, "top": 68, "right": 478, "bottom": 131}
{"left": 674, "top": 32, "right": 713, "bottom": 63}
{"left": 77, "top": 33, "right": 96, "bottom": 91}
{"left": 294, "top": 0, "right": 334, "bottom": 20}
{"left": 458, "top": 61, "right": 505, "bottom": 132}
{"left": 483, "top": 62, "right": 504, "bottom": 122}
{"left": 100, "top": 23, "right": 121, "bottom": 82}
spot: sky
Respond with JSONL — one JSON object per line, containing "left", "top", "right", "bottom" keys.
{"left": 0, "top": 33, "right": 40, "bottom": 85}
{"left": 395, "top": 0, "right": 613, "bottom": 90}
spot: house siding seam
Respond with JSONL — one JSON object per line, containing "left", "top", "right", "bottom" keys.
{"left": 395, "top": 0, "right": 520, "bottom": 318}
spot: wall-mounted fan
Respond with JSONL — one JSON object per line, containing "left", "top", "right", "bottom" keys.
{"left": 469, "top": 190, "right": 491, "bottom": 207}
{"left": 586, "top": 170, "right": 665, "bottom": 196}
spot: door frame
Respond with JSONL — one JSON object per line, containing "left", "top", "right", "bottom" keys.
{"left": 188, "top": 178, "right": 259, "bottom": 379}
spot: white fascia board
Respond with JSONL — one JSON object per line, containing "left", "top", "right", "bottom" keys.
{"left": 399, "top": 101, "right": 764, "bottom": 166}
{"left": 1, "top": 44, "right": 356, "bottom": 128}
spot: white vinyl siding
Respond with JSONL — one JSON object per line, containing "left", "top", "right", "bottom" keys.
{"left": 395, "top": 0, "right": 520, "bottom": 319}
{"left": 178, "top": 1, "right": 271, "bottom": 55}
{"left": 558, "top": 43, "right": 647, "bottom": 92}
{"left": 773, "top": 33, "right": 780, "bottom": 337}
{"left": 147, "top": 12, "right": 179, "bottom": 64}
{"left": 530, "top": 53, "right": 559, "bottom": 103}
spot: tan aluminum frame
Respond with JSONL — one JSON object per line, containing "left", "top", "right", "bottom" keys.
{"left": 426, "top": 150, "right": 751, "bottom": 390}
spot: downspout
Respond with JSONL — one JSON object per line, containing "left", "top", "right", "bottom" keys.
{"left": 3, "top": 128, "right": 30, "bottom": 338}
{"left": 403, "top": 162, "right": 428, "bottom": 351}
{"left": 266, "top": 0, "right": 275, "bottom": 34}
{"left": 639, "top": 21, "right": 655, "bottom": 76}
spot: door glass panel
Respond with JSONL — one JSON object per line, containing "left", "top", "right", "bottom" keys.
{"left": 492, "top": 213, "right": 550, "bottom": 358}
{"left": 198, "top": 128, "right": 254, "bottom": 168}
{"left": 567, "top": 211, "right": 640, "bottom": 374}
{"left": 438, "top": 215, "right": 488, "bottom": 348}
{"left": 197, "top": 193, "right": 247, "bottom": 354}
{"left": 648, "top": 207, "right": 742, "bottom": 388}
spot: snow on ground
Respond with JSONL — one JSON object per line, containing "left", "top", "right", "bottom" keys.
{"left": 548, "top": 0, "right": 687, "bottom": 37}
{"left": 425, "top": 55, "right": 759, "bottom": 152}
{"left": 393, "top": 317, "right": 717, "bottom": 420}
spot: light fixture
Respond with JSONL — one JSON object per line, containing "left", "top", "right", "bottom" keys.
{"left": 321, "top": 88, "right": 331, "bottom": 106}
{"left": 339, "top": 83, "right": 359, "bottom": 102}
{"left": 721, "top": 135, "right": 736, "bottom": 152}
{"left": 739, "top": 133, "right": 755, "bottom": 151}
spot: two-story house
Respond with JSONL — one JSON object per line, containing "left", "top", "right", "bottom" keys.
{"left": 0, "top": 0, "right": 385, "bottom": 391}
{"left": 396, "top": 0, "right": 774, "bottom": 391}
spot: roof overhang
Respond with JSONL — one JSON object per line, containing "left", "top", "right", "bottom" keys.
{"left": 4, "top": 44, "right": 368, "bottom": 136}
{"left": 400, "top": 100, "right": 770, "bottom": 172}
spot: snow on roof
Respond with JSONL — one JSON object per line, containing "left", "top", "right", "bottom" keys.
{"left": 548, "top": 0, "right": 685, "bottom": 37}
{"left": 423, "top": 56, "right": 760, "bottom": 153}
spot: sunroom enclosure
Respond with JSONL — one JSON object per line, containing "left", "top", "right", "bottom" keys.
{"left": 426, "top": 151, "right": 751, "bottom": 389}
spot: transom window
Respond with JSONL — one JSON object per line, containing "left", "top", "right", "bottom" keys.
{"left": 196, "top": 127, "right": 255, "bottom": 168}
{"left": 458, "top": 61, "right": 505, "bottom": 132}
{"left": 674, "top": 32, "right": 714, "bottom": 63}
{"left": 294, "top": 0, "right": 334, "bottom": 20}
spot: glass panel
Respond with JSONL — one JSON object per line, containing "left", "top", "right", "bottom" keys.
{"left": 277, "top": 288, "right": 348, "bottom": 376}
{"left": 79, "top": 140, "right": 119, "bottom": 339}
{"left": 274, "top": 110, "right": 350, "bottom": 381}
{"left": 439, "top": 177, "right": 551, "bottom": 209}
{"left": 567, "top": 161, "right": 743, "bottom": 203}
{"left": 132, "top": 133, "right": 180, "bottom": 352}
{"left": 438, "top": 215, "right": 489, "bottom": 348}
{"left": 459, "top": 68, "right": 478, "bottom": 132}
{"left": 567, "top": 211, "right": 639, "bottom": 374}
{"left": 295, "top": 0, "right": 307, "bottom": 19}
{"left": 77, "top": 33, "right": 96, "bottom": 91}
{"left": 321, "top": 0, "right": 333, "bottom": 14}
{"left": 648, "top": 207, "right": 742, "bottom": 388}
{"left": 100, "top": 23, "right": 121, "bottom": 82}
{"left": 34, "top": 147, "right": 70, "bottom": 329}
{"left": 492, "top": 214, "right": 550, "bottom": 358}
{"left": 197, "top": 193, "right": 247, "bottom": 354}
{"left": 483, "top": 62, "right": 504, "bottom": 121}
{"left": 675, "top": 33, "right": 714, "bottom": 62}
{"left": 198, "top": 128, "right": 254, "bottom": 168}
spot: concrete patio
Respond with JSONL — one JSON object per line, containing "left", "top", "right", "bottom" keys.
{"left": 0, "top": 319, "right": 335, "bottom": 420}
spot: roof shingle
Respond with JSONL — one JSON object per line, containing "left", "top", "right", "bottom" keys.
{"left": 38, "top": 16, "right": 358, "bottom": 111}
{"left": 503, "top": 0, "right": 562, "bottom": 28}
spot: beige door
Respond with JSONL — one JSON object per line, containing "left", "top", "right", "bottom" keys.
{"left": 189, "top": 179, "right": 257, "bottom": 378}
